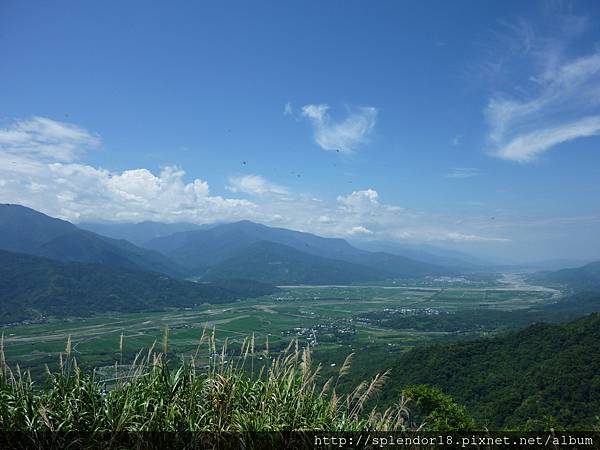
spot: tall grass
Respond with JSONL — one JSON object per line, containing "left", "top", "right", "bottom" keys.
{"left": 0, "top": 330, "right": 410, "bottom": 433}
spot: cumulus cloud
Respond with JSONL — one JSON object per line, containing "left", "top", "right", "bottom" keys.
{"left": 0, "top": 117, "right": 255, "bottom": 223}
{"left": 337, "top": 189, "right": 380, "bottom": 209}
{"left": 6, "top": 160, "right": 254, "bottom": 223}
{"left": 483, "top": 14, "right": 600, "bottom": 162}
{"left": 300, "top": 104, "right": 377, "bottom": 153}
{"left": 226, "top": 175, "right": 288, "bottom": 196}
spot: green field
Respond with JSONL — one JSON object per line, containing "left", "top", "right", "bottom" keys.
{"left": 1, "top": 274, "right": 561, "bottom": 380}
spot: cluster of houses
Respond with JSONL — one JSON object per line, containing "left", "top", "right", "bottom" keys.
{"left": 281, "top": 321, "right": 356, "bottom": 346}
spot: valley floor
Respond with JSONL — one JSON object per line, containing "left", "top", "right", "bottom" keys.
{"left": 2, "top": 273, "right": 560, "bottom": 381}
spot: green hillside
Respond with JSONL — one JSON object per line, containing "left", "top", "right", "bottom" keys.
{"left": 202, "top": 240, "right": 387, "bottom": 284}
{"left": 539, "top": 261, "right": 600, "bottom": 291}
{"left": 0, "top": 204, "right": 186, "bottom": 277}
{"left": 378, "top": 312, "right": 600, "bottom": 429}
{"left": 146, "top": 220, "right": 450, "bottom": 278}
{"left": 0, "top": 250, "right": 276, "bottom": 324}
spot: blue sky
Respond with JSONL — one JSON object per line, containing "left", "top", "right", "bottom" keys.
{"left": 1, "top": 0, "right": 600, "bottom": 262}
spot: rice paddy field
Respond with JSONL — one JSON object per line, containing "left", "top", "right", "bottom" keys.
{"left": 1, "top": 274, "right": 561, "bottom": 381}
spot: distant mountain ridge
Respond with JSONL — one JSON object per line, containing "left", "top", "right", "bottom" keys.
{"left": 0, "top": 204, "right": 186, "bottom": 277}
{"left": 1, "top": 205, "right": 455, "bottom": 285}
{"left": 536, "top": 260, "right": 600, "bottom": 291}
{"left": 78, "top": 221, "right": 206, "bottom": 246}
{"left": 203, "top": 240, "right": 386, "bottom": 285}
{"left": 350, "top": 239, "right": 491, "bottom": 271}
{"left": 145, "top": 220, "right": 451, "bottom": 281}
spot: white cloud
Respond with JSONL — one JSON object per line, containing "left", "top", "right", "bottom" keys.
{"left": 349, "top": 226, "right": 373, "bottom": 235}
{"left": 226, "top": 174, "right": 288, "bottom": 196}
{"left": 0, "top": 117, "right": 255, "bottom": 223}
{"left": 0, "top": 116, "right": 100, "bottom": 162}
{"left": 0, "top": 116, "right": 511, "bottom": 245}
{"left": 483, "top": 15, "right": 600, "bottom": 162}
{"left": 300, "top": 104, "right": 377, "bottom": 153}
{"left": 445, "top": 167, "right": 480, "bottom": 178}
{"left": 390, "top": 229, "right": 509, "bottom": 242}
{"left": 441, "top": 232, "right": 509, "bottom": 242}
{"left": 333, "top": 189, "right": 507, "bottom": 242}
{"left": 493, "top": 116, "right": 600, "bottom": 162}
{"left": 283, "top": 102, "right": 293, "bottom": 116}
{"left": 337, "top": 189, "right": 380, "bottom": 209}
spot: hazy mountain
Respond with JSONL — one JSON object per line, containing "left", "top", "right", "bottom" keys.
{"left": 203, "top": 240, "right": 386, "bottom": 285}
{"left": 0, "top": 250, "right": 277, "bottom": 324}
{"left": 350, "top": 239, "right": 490, "bottom": 270}
{"left": 78, "top": 221, "right": 207, "bottom": 246}
{"left": 146, "top": 220, "right": 366, "bottom": 265}
{"left": 537, "top": 261, "right": 600, "bottom": 291}
{"left": 520, "top": 258, "right": 596, "bottom": 271}
{"left": 0, "top": 204, "right": 186, "bottom": 277}
{"left": 146, "top": 220, "right": 450, "bottom": 278}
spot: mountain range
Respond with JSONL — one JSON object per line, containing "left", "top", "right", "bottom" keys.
{"left": 1, "top": 205, "right": 456, "bottom": 284}
{"left": 82, "top": 217, "right": 487, "bottom": 271}
{"left": 144, "top": 219, "right": 452, "bottom": 280}
{"left": 4, "top": 204, "right": 600, "bottom": 289}
{"left": 0, "top": 204, "right": 186, "bottom": 277}
{"left": 0, "top": 203, "right": 465, "bottom": 323}
{"left": 78, "top": 221, "right": 207, "bottom": 246}
{"left": 349, "top": 239, "right": 491, "bottom": 270}
{"left": 537, "top": 261, "right": 600, "bottom": 291}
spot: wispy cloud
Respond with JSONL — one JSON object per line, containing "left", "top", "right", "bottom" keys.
{"left": 0, "top": 116, "right": 100, "bottom": 162}
{"left": 226, "top": 174, "right": 288, "bottom": 196}
{"left": 300, "top": 104, "right": 377, "bottom": 153}
{"left": 492, "top": 116, "right": 600, "bottom": 162}
{"left": 445, "top": 167, "right": 480, "bottom": 178}
{"left": 482, "top": 12, "right": 600, "bottom": 162}
{"left": 283, "top": 102, "right": 293, "bottom": 116}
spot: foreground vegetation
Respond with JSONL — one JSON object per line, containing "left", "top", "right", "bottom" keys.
{"left": 0, "top": 329, "right": 480, "bottom": 449}
{"left": 0, "top": 331, "right": 410, "bottom": 433}
{"left": 2, "top": 318, "right": 600, "bottom": 446}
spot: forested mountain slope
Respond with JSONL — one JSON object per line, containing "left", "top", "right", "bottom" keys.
{"left": 0, "top": 204, "right": 185, "bottom": 277}
{"left": 381, "top": 312, "right": 600, "bottom": 428}
{"left": 0, "top": 250, "right": 276, "bottom": 324}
